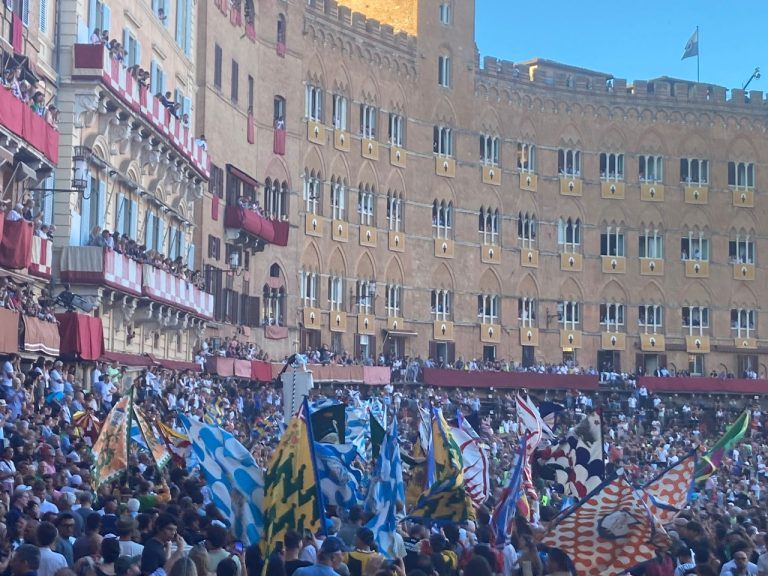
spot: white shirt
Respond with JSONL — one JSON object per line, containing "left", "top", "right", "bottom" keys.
{"left": 119, "top": 540, "right": 144, "bottom": 556}
{"left": 720, "top": 559, "right": 757, "bottom": 576}
{"left": 39, "top": 547, "right": 68, "bottom": 576}
{"left": 5, "top": 210, "right": 22, "bottom": 222}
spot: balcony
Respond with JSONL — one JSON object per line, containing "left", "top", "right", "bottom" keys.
{"left": 560, "top": 252, "right": 583, "bottom": 272}
{"left": 422, "top": 368, "right": 599, "bottom": 390}
{"left": 433, "top": 320, "right": 454, "bottom": 340}
{"left": 684, "top": 259, "right": 709, "bottom": 278}
{"left": 0, "top": 86, "right": 59, "bottom": 165}
{"left": 520, "top": 326, "right": 539, "bottom": 346}
{"left": 480, "top": 323, "right": 501, "bottom": 344}
{"left": 59, "top": 247, "right": 214, "bottom": 319}
{"left": 638, "top": 375, "right": 768, "bottom": 395}
{"left": 640, "top": 258, "right": 664, "bottom": 276}
{"left": 71, "top": 44, "right": 209, "bottom": 178}
{"left": 685, "top": 334, "right": 710, "bottom": 353}
{"left": 435, "top": 156, "right": 456, "bottom": 178}
{"left": 601, "top": 332, "right": 625, "bottom": 350}
{"left": 732, "top": 188, "right": 754, "bottom": 207}
{"left": 0, "top": 220, "right": 53, "bottom": 279}
{"left": 224, "top": 206, "right": 289, "bottom": 247}
{"left": 142, "top": 265, "right": 214, "bottom": 320}
{"left": 640, "top": 333, "right": 665, "bottom": 352}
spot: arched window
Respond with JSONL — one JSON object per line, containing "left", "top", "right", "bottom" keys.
{"left": 387, "top": 192, "right": 403, "bottom": 232}
{"left": 517, "top": 212, "right": 536, "bottom": 248}
{"left": 264, "top": 179, "right": 288, "bottom": 219}
{"left": 432, "top": 200, "right": 452, "bottom": 238}
{"left": 263, "top": 280, "right": 286, "bottom": 326}
{"left": 557, "top": 217, "right": 581, "bottom": 252}
{"left": 303, "top": 169, "right": 321, "bottom": 214}
{"left": 330, "top": 176, "right": 346, "bottom": 221}
{"left": 358, "top": 184, "right": 375, "bottom": 226}
{"left": 273, "top": 96, "right": 286, "bottom": 128}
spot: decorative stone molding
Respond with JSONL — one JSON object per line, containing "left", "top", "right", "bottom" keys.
{"left": 74, "top": 91, "right": 102, "bottom": 128}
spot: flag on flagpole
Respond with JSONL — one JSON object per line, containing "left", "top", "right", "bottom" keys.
{"left": 366, "top": 418, "right": 405, "bottom": 558}
{"left": 155, "top": 420, "right": 191, "bottom": 467}
{"left": 180, "top": 415, "right": 264, "bottom": 545}
{"left": 92, "top": 394, "right": 132, "bottom": 488}
{"left": 313, "top": 442, "right": 364, "bottom": 509}
{"left": 491, "top": 435, "right": 527, "bottom": 545}
{"left": 695, "top": 409, "right": 750, "bottom": 482}
{"left": 536, "top": 412, "right": 604, "bottom": 499}
{"left": 408, "top": 408, "right": 474, "bottom": 524}
{"left": 263, "top": 398, "right": 323, "bottom": 553}
{"left": 542, "top": 474, "right": 666, "bottom": 576}
{"left": 641, "top": 452, "right": 696, "bottom": 525}
{"left": 133, "top": 407, "right": 171, "bottom": 470}
{"left": 452, "top": 411, "right": 490, "bottom": 506}
{"left": 682, "top": 28, "right": 699, "bottom": 60}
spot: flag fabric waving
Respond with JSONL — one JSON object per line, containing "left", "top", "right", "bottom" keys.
{"left": 263, "top": 398, "right": 323, "bottom": 553}
{"left": 536, "top": 412, "right": 604, "bottom": 499}
{"left": 92, "top": 394, "right": 132, "bottom": 488}
{"left": 542, "top": 474, "right": 665, "bottom": 576}
{"left": 314, "top": 442, "right": 364, "bottom": 509}
{"left": 133, "top": 407, "right": 171, "bottom": 470}
{"left": 682, "top": 28, "right": 699, "bottom": 59}
{"left": 451, "top": 411, "right": 490, "bottom": 506}
{"left": 408, "top": 408, "right": 474, "bottom": 524}
{"left": 180, "top": 415, "right": 264, "bottom": 545}
{"left": 366, "top": 418, "right": 405, "bottom": 559}
{"left": 695, "top": 409, "right": 750, "bottom": 482}
{"left": 641, "top": 453, "right": 696, "bottom": 525}
{"left": 156, "top": 419, "right": 191, "bottom": 467}
{"left": 491, "top": 435, "right": 527, "bottom": 545}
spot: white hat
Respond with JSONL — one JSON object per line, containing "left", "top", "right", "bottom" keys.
{"left": 126, "top": 498, "right": 140, "bottom": 512}
{"left": 69, "top": 475, "right": 83, "bottom": 486}
{"left": 15, "top": 484, "right": 32, "bottom": 492}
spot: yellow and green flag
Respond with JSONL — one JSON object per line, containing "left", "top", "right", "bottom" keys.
{"left": 408, "top": 408, "right": 475, "bottom": 524}
{"left": 262, "top": 398, "right": 322, "bottom": 553}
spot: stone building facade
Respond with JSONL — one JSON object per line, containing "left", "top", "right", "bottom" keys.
{"left": 198, "top": 0, "right": 768, "bottom": 377}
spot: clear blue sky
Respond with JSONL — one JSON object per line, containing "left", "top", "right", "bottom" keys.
{"left": 475, "top": 1, "right": 767, "bottom": 91}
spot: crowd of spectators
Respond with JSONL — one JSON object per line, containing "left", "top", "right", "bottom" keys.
{"left": 195, "top": 338, "right": 271, "bottom": 364}
{"left": 0, "top": 343, "right": 766, "bottom": 576}
{"left": 87, "top": 226, "right": 205, "bottom": 290}
{"left": 2, "top": 65, "right": 59, "bottom": 127}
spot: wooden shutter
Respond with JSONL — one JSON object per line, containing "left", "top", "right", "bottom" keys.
{"left": 447, "top": 342, "right": 456, "bottom": 364}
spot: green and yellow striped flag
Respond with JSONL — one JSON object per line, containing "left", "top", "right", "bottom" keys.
{"left": 408, "top": 408, "right": 475, "bottom": 524}
{"left": 262, "top": 399, "right": 322, "bottom": 554}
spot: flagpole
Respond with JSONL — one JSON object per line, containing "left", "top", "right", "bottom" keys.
{"left": 696, "top": 26, "right": 700, "bottom": 83}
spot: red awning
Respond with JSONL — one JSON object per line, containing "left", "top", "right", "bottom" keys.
{"left": 0, "top": 220, "right": 32, "bottom": 270}
{"left": 56, "top": 313, "right": 104, "bottom": 360}
{"left": 0, "top": 309, "right": 19, "bottom": 354}
{"left": 226, "top": 164, "right": 260, "bottom": 188}
{"left": 101, "top": 351, "right": 156, "bottom": 367}
{"left": 251, "top": 360, "right": 273, "bottom": 382}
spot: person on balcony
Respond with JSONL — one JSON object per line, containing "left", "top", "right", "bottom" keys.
{"left": 6, "top": 204, "right": 23, "bottom": 222}
{"left": 88, "top": 226, "right": 104, "bottom": 246}
{"left": 90, "top": 28, "right": 101, "bottom": 43}
{"left": 30, "top": 92, "right": 46, "bottom": 116}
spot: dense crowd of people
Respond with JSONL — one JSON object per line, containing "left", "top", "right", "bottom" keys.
{"left": 0, "top": 348, "right": 764, "bottom": 576}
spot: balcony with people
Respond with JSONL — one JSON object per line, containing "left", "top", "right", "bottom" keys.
{"left": 0, "top": 58, "right": 60, "bottom": 166}
{"left": 70, "top": 42, "right": 209, "bottom": 180}
{"left": 223, "top": 166, "right": 289, "bottom": 249}
{"left": 60, "top": 229, "right": 214, "bottom": 322}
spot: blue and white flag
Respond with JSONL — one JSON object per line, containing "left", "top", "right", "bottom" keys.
{"left": 313, "top": 442, "right": 365, "bottom": 509}
{"left": 366, "top": 418, "right": 404, "bottom": 559}
{"left": 130, "top": 419, "right": 147, "bottom": 451}
{"left": 491, "top": 435, "right": 527, "bottom": 545}
{"left": 346, "top": 404, "right": 371, "bottom": 459}
{"left": 180, "top": 415, "right": 264, "bottom": 545}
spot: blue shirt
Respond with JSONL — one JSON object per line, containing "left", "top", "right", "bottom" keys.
{"left": 293, "top": 564, "right": 337, "bottom": 576}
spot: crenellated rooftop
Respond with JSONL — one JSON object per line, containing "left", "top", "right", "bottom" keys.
{"left": 306, "top": 0, "right": 418, "bottom": 54}
{"left": 477, "top": 56, "right": 767, "bottom": 114}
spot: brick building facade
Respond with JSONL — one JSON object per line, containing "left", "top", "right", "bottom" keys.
{"left": 195, "top": 0, "right": 768, "bottom": 377}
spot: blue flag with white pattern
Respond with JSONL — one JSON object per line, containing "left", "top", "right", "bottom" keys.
{"left": 366, "top": 418, "right": 404, "bottom": 559}
{"left": 180, "top": 415, "right": 264, "bottom": 545}
{"left": 313, "top": 442, "right": 365, "bottom": 509}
